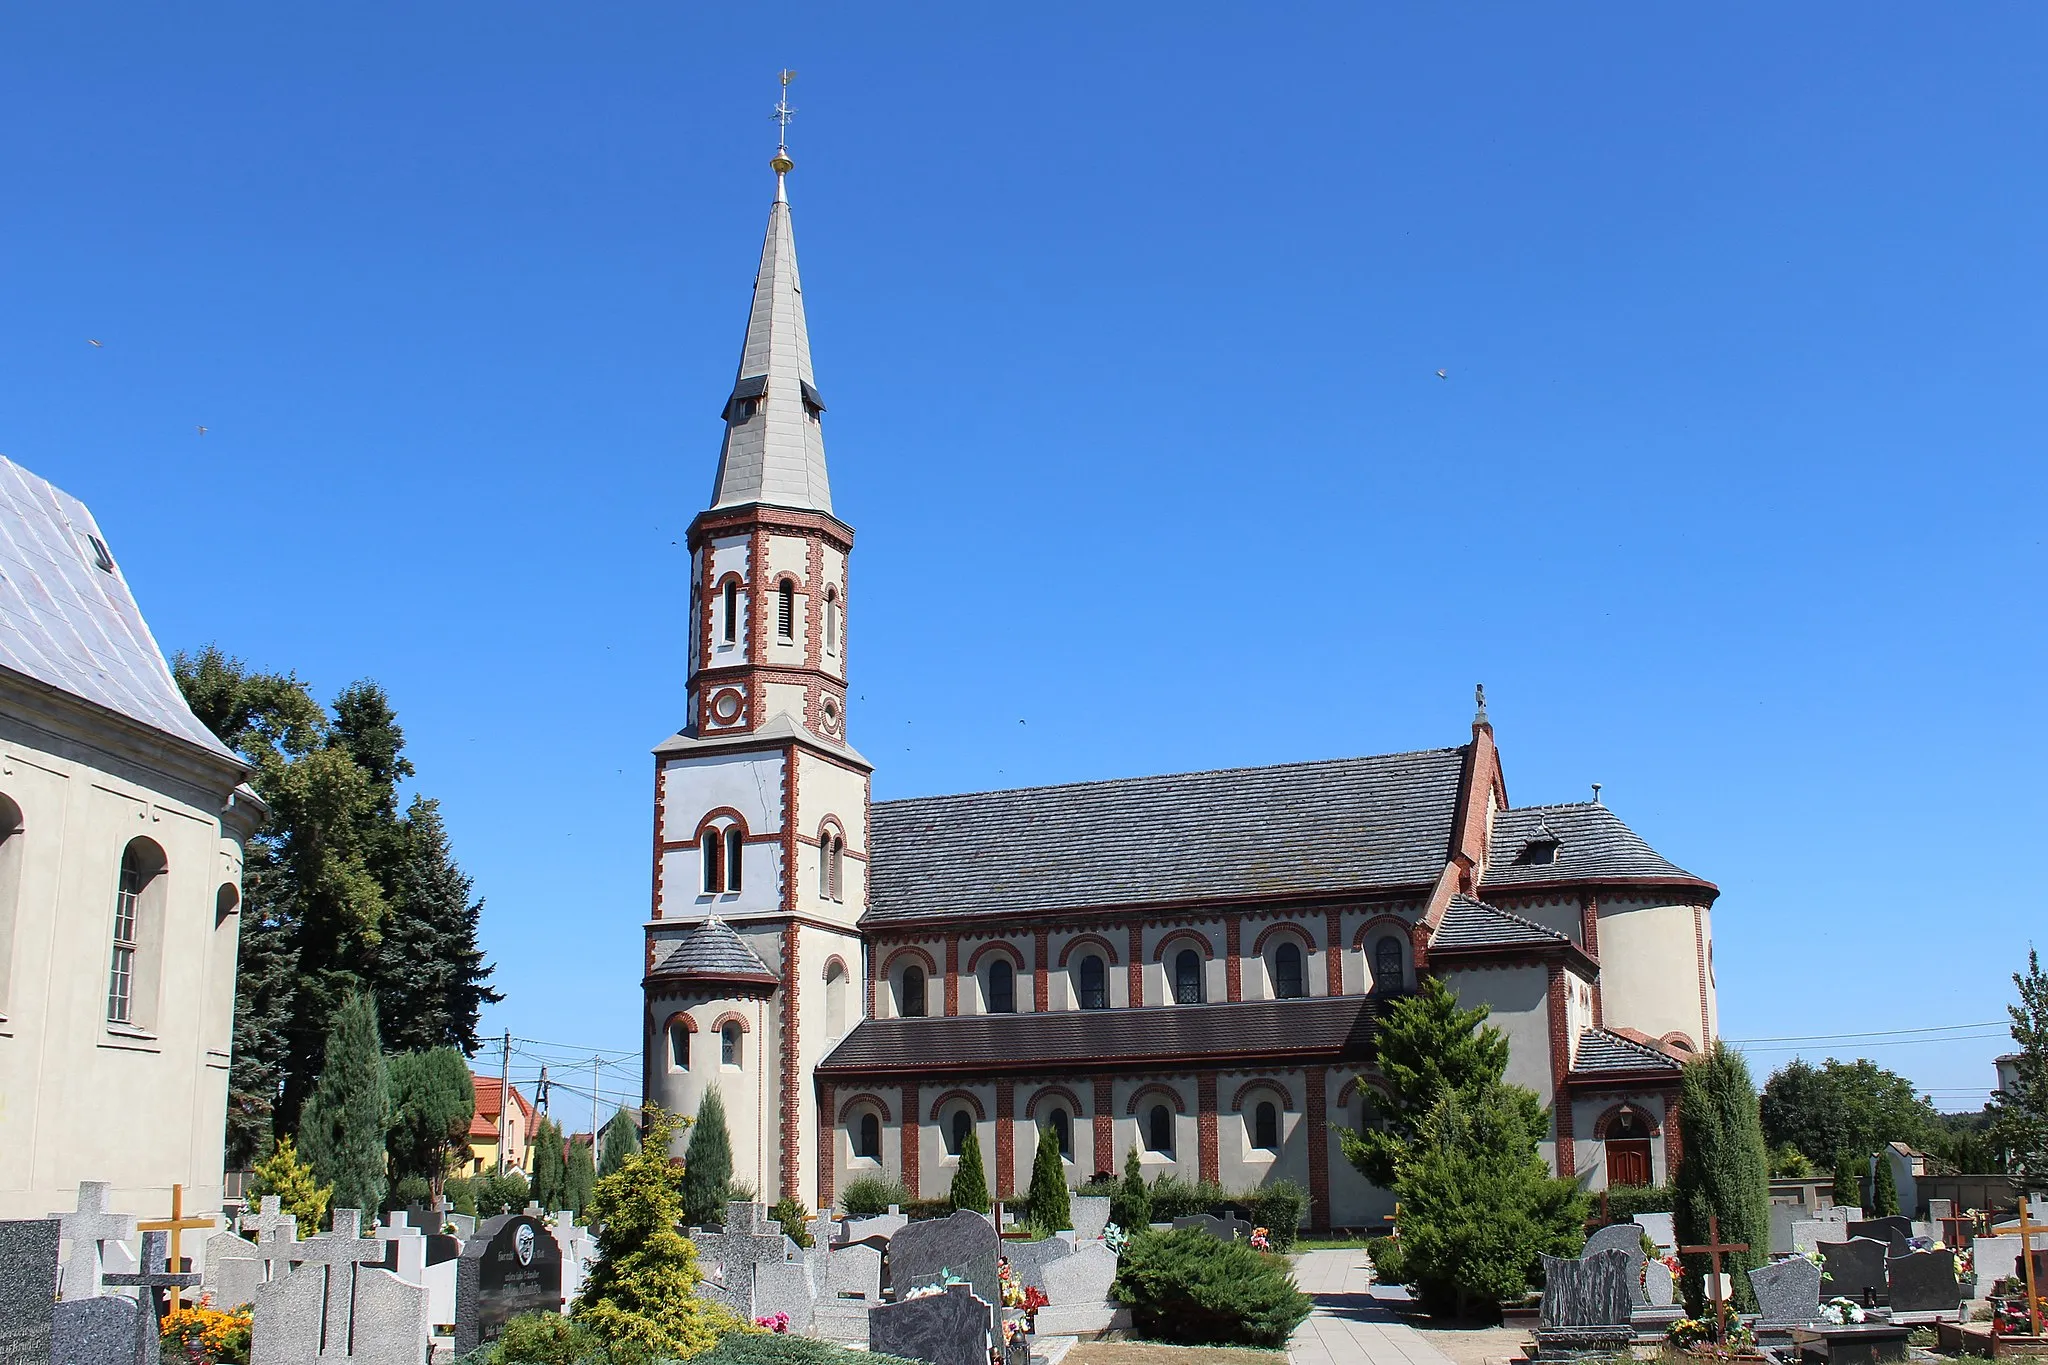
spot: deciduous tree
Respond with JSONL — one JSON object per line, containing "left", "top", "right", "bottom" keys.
{"left": 386, "top": 1048, "right": 475, "bottom": 1198}
{"left": 1991, "top": 949, "right": 2048, "bottom": 1180}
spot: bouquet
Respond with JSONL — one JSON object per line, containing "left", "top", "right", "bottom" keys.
{"left": 1820, "top": 1297, "right": 1867, "bottom": 1326}
{"left": 754, "top": 1313, "right": 791, "bottom": 1334}
{"left": 1251, "top": 1227, "right": 1272, "bottom": 1252}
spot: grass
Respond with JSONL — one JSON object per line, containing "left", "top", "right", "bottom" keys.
{"left": 1291, "top": 1236, "right": 1377, "bottom": 1250}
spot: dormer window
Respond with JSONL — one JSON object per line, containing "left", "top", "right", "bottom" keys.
{"left": 1516, "top": 838, "right": 1560, "bottom": 866}
{"left": 777, "top": 580, "right": 796, "bottom": 640}
{"left": 801, "top": 379, "right": 826, "bottom": 422}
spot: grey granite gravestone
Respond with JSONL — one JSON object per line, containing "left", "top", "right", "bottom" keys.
{"left": 1068, "top": 1197, "right": 1111, "bottom": 1241}
{"left": 1535, "top": 1248, "right": 1635, "bottom": 1352}
{"left": 51, "top": 1181, "right": 137, "bottom": 1301}
{"left": 1033, "top": 1240, "right": 1123, "bottom": 1335}
{"left": 454, "top": 1214, "right": 562, "bottom": 1353}
{"left": 202, "top": 1229, "right": 264, "bottom": 1311}
{"left": 53, "top": 1297, "right": 160, "bottom": 1365}
{"left": 1849, "top": 1217, "right": 1913, "bottom": 1251}
{"left": 1643, "top": 1260, "right": 1676, "bottom": 1308}
{"left": 889, "top": 1209, "right": 1000, "bottom": 1308}
{"left": 1584, "top": 1222, "right": 1650, "bottom": 1306}
{"left": 869, "top": 1282, "right": 993, "bottom": 1365}
{"left": 1886, "top": 1249, "right": 1961, "bottom": 1319}
{"left": 1002, "top": 1237, "right": 1071, "bottom": 1291}
{"left": 1171, "top": 1213, "right": 1252, "bottom": 1243}
{"left": 1972, "top": 1234, "right": 2021, "bottom": 1290}
{"left": 689, "top": 1202, "right": 803, "bottom": 1319}
{"left": 0, "top": 1219, "right": 61, "bottom": 1365}
{"left": 827, "top": 1239, "right": 884, "bottom": 1301}
{"left": 843, "top": 1211, "right": 909, "bottom": 1242}
{"left": 1820, "top": 1237, "right": 1890, "bottom": 1304}
{"left": 252, "top": 1259, "right": 430, "bottom": 1365}
{"left": 1794, "top": 1219, "right": 1854, "bottom": 1255}
{"left": 104, "top": 1231, "right": 201, "bottom": 1326}
{"left": 1789, "top": 1321, "right": 1913, "bottom": 1365}
{"left": 1770, "top": 1204, "right": 1802, "bottom": 1257}
{"left": 1749, "top": 1256, "right": 1823, "bottom": 1331}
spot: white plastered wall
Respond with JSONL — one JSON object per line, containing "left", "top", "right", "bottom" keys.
{"left": 793, "top": 920, "right": 865, "bottom": 1211}
{"left": 1596, "top": 898, "right": 1714, "bottom": 1051}
{"left": 791, "top": 751, "right": 868, "bottom": 930}
{"left": 1441, "top": 964, "right": 1555, "bottom": 1163}
{"left": 705, "top": 535, "right": 753, "bottom": 667}
{"left": 657, "top": 750, "right": 787, "bottom": 918}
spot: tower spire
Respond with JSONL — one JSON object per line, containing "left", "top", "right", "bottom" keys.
{"left": 708, "top": 70, "right": 831, "bottom": 514}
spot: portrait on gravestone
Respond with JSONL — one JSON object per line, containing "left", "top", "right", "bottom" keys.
{"left": 1820, "top": 1238, "right": 1889, "bottom": 1303}
{"left": 0, "top": 1219, "right": 62, "bottom": 1365}
{"left": 456, "top": 1214, "right": 563, "bottom": 1352}
{"left": 1886, "top": 1249, "right": 1960, "bottom": 1318}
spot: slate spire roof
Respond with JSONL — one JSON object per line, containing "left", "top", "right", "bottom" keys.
{"left": 1483, "top": 802, "right": 1705, "bottom": 889}
{"left": 708, "top": 156, "right": 832, "bottom": 515}
{"left": 647, "top": 915, "right": 778, "bottom": 985}
{"left": 1573, "top": 1027, "right": 1684, "bottom": 1074}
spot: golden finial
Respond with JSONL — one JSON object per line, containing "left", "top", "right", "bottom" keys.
{"left": 771, "top": 70, "right": 797, "bottom": 176}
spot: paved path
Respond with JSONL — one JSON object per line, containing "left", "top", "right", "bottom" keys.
{"left": 1289, "top": 1250, "right": 1457, "bottom": 1365}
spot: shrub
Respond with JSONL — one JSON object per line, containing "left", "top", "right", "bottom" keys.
{"left": 1026, "top": 1124, "right": 1070, "bottom": 1234}
{"left": 839, "top": 1176, "right": 910, "bottom": 1218}
{"left": 472, "top": 1171, "right": 531, "bottom": 1218}
{"left": 950, "top": 1131, "right": 991, "bottom": 1214}
{"left": 1871, "top": 1153, "right": 1900, "bottom": 1217}
{"left": 696, "top": 1333, "right": 920, "bottom": 1365}
{"left": 389, "top": 1175, "right": 432, "bottom": 1209}
{"left": 684, "top": 1089, "right": 734, "bottom": 1228}
{"left": 1366, "top": 1233, "right": 1409, "bottom": 1286}
{"left": 493, "top": 1312, "right": 602, "bottom": 1365}
{"left": 1831, "top": 1163, "right": 1860, "bottom": 1209}
{"left": 1109, "top": 1147, "right": 1152, "bottom": 1230}
{"left": 1598, "top": 1184, "right": 1675, "bottom": 1222}
{"left": 1078, "top": 1171, "right": 1118, "bottom": 1196}
{"left": 769, "top": 1198, "right": 814, "bottom": 1248}
{"left": 1113, "top": 1227, "right": 1311, "bottom": 1346}
{"left": 903, "top": 1198, "right": 954, "bottom": 1222}
{"left": 1673, "top": 1043, "right": 1771, "bottom": 1315}
{"left": 1147, "top": 1175, "right": 1228, "bottom": 1222}
{"left": 247, "top": 1136, "right": 331, "bottom": 1232}
{"left": 444, "top": 1176, "right": 479, "bottom": 1217}
{"left": 1237, "top": 1182, "right": 1308, "bottom": 1251}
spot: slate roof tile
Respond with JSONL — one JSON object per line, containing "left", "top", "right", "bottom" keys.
{"left": 1573, "top": 1027, "right": 1683, "bottom": 1074}
{"left": 1483, "top": 803, "right": 1701, "bottom": 889}
{"left": 650, "top": 917, "right": 779, "bottom": 983}
{"left": 1431, "top": 894, "right": 1571, "bottom": 949}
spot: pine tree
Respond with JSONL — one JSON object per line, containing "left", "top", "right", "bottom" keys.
{"left": 1871, "top": 1151, "right": 1901, "bottom": 1216}
{"left": 374, "top": 796, "right": 500, "bottom": 1056}
{"left": 1110, "top": 1145, "right": 1152, "bottom": 1231}
{"left": 1026, "top": 1122, "right": 1070, "bottom": 1234}
{"left": 1991, "top": 948, "right": 2048, "bottom": 1180}
{"left": 565, "top": 1137, "right": 598, "bottom": 1216}
{"left": 682, "top": 1089, "right": 734, "bottom": 1228}
{"left": 1340, "top": 976, "right": 1511, "bottom": 1188}
{"left": 573, "top": 1106, "right": 727, "bottom": 1356}
{"left": 1672, "top": 1042, "right": 1771, "bottom": 1315}
{"left": 297, "top": 992, "right": 390, "bottom": 1214}
{"left": 600, "top": 1107, "right": 641, "bottom": 1178}
{"left": 950, "top": 1130, "right": 991, "bottom": 1214}
{"left": 248, "top": 1136, "right": 332, "bottom": 1231}
{"left": 531, "top": 1117, "right": 568, "bottom": 1213}
{"left": 1831, "top": 1161, "right": 1860, "bottom": 1209}
{"left": 386, "top": 1048, "right": 474, "bottom": 1198}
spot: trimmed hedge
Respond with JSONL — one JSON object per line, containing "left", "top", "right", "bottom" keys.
{"left": 1113, "top": 1228, "right": 1312, "bottom": 1347}
{"left": 1595, "top": 1183, "right": 1675, "bottom": 1223}
{"left": 697, "top": 1335, "right": 921, "bottom": 1365}
{"left": 838, "top": 1177, "right": 909, "bottom": 1218}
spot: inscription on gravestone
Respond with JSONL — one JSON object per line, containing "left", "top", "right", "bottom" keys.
{"left": 869, "top": 1282, "right": 993, "bottom": 1365}
{"left": 455, "top": 1214, "right": 563, "bottom": 1353}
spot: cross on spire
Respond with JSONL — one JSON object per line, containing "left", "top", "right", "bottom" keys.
{"left": 773, "top": 69, "right": 797, "bottom": 151}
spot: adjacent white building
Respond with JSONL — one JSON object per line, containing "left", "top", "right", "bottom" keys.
{"left": 0, "top": 457, "right": 257, "bottom": 1219}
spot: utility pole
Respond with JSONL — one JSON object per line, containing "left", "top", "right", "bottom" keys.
{"left": 591, "top": 1056, "right": 602, "bottom": 1141}
{"left": 537, "top": 1064, "right": 550, "bottom": 1116}
{"left": 497, "top": 1029, "right": 511, "bottom": 1176}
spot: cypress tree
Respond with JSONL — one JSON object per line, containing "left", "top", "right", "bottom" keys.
{"left": 566, "top": 1137, "right": 598, "bottom": 1216}
{"left": 297, "top": 991, "right": 391, "bottom": 1214}
{"left": 1672, "top": 1042, "right": 1771, "bottom": 1316}
{"left": 1831, "top": 1161, "right": 1860, "bottom": 1209}
{"left": 1110, "top": 1145, "right": 1152, "bottom": 1231}
{"left": 681, "top": 1089, "right": 734, "bottom": 1228}
{"left": 600, "top": 1107, "right": 641, "bottom": 1178}
{"left": 1871, "top": 1151, "right": 1901, "bottom": 1216}
{"left": 531, "top": 1117, "right": 568, "bottom": 1213}
{"left": 1026, "top": 1122, "right": 1070, "bottom": 1234}
{"left": 950, "top": 1130, "right": 991, "bottom": 1214}
{"left": 386, "top": 1048, "right": 474, "bottom": 1198}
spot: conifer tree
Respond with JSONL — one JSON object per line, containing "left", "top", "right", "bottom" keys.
{"left": 1991, "top": 949, "right": 2048, "bottom": 1180}
{"left": 248, "top": 1136, "right": 332, "bottom": 1231}
{"left": 565, "top": 1137, "right": 598, "bottom": 1216}
{"left": 600, "top": 1107, "right": 641, "bottom": 1178}
{"left": 574, "top": 1106, "right": 726, "bottom": 1356}
{"left": 1672, "top": 1042, "right": 1771, "bottom": 1315}
{"left": 1831, "top": 1162, "right": 1860, "bottom": 1209}
{"left": 297, "top": 991, "right": 390, "bottom": 1213}
{"left": 1110, "top": 1145, "right": 1152, "bottom": 1231}
{"left": 374, "top": 796, "right": 500, "bottom": 1056}
{"left": 531, "top": 1117, "right": 568, "bottom": 1213}
{"left": 682, "top": 1089, "right": 734, "bottom": 1228}
{"left": 1341, "top": 976, "right": 1511, "bottom": 1187}
{"left": 1026, "top": 1123, "right": 1070, "bottom": 1234}
{"left": 950, "top": 1130, "right": 991, "bottom": 1214}
{"left": 386, "top": 1048, "right": 474, "bottom": 1198}
{"left": 1870, "top": 1151, "right": 1901, "bottom": 1216}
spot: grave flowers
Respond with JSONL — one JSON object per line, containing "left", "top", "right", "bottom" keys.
{"left": 1250, "top": 1227, "right": 1271, "bottom": 1252}
{"left": 159, "top": 1296, "right": 254, "bottom": 1365}
{"left": 1102, "top": 1223, "right": 1129, "bottom": 1257}
{"left": 1819, "top": 1297, "right": 1868, "bottom": 1325}
{"left": 1668, "top": 1316, "right": 1758, "bottom": 1355}
{"left": 904, "top": 1268, "right": 967, "bottom": 1300}
{"left": 753, "top": 1312, "right": 792, "bottom": 1333}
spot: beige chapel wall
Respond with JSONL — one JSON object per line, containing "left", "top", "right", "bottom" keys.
{"left": 1596, "top": 898, "right": 1714, "bottom": 1051}
{"left": 0, "top": 727, "right": 244, "bottom": 1221}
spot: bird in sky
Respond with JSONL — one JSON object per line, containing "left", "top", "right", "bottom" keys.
{"left": 88, "top": 339, "right": 102, "bottom": 347}
{"left": 195, "top": 426, "right": 208, "bottom": 436}
{"left": 1436, "top": 369, "right": 1448, "bottom": 379}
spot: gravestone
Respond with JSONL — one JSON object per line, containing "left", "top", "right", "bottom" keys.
{"left": 1069, "top": 1197, "right": 1111, "bottom": 1241}
{"left": 843, "top": 1211, "right": 909, "bottom": 1242}
{"left": 0, "top": 1219, "right": 61, "bottom": 1365}
{"left": 1171, "top": 1213, "right": 1252, "bottom": 1243}
{"left": 105, "top": 1230, "right": 202, "bottom": 1323}
{"left": 1584, "top": 1222, "right": 1650, "bottom": 1306}
{"left": 253, "top": 1261, "right": 430, "bottom": 1365}
{"left": 1849, "top": 1217, "right": 1913, "bottom": 1251}
{"left": 1535, "top": 1248, "right": 1635, "bottom": 1352}
{"left": 54, "top": 1296, "right": 162, "bottom": 1365}
{"left": 889, "top": 1209, "right": 1000, "bottom": 1308}
{"left": 1033, "top": 1240, "right": 1123, "bottom": 1335}
{"left": 690, "top": 1202, "right": 805, "bottom": 1319}
{"left": 828, "top": 1235, "right": 887, "bottom": 1300}
{"left": 454, "top": 1213, "right": 563, "bottom": 1353}
{"left": 446, "top": 1214, "right": 477, "bottom": 1241}
{"left": 1794, "top": 1219, "right": 1854, "bottom": 1255}
{"left": 1749, "top": 1256, "right": 1823, "bottom": 1331}
{"left": 1886, "top": 1248, "right": 1960, "bottom": 1319}
{"left": 1972, "top": 1234, "right": 2021, "bottom": 1290}
{"left": 1002, "top": 1237, "right": 1071, "bottom": 1291}
{"left": 549, "top": 1212, "right": 596, "bottom": 1309}
{"left": 1770, "top": 1204, "right": 1803, "bottom": 1257}
{"left": 1788, "top": 1322, "right": 1913, "bottom": 1365}
{"left": 869, "top": 1281, "right": 993, "bottom": 1365}
{"left": 1927, "top": 1200, "right": 1954, "bottom": 1230}
{"left": 1643, "top": 1260, "right": 1676, "bottom": 1308}
{"left": 1820, "top": 1237, "right": 1890, "bottom": 1304}
{"left": 202, "top": 1228, "right": 264, "bottom": 1311}
{"left": 52, "top": 1181, "right": 138, "bottom": 1301}
{"left": 1633, "top": 1213, "right": 1675, "bottom": 1252}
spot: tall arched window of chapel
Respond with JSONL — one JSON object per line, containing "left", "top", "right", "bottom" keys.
{"left": 108, "top": 838, "right": 166, "bottom": 1029}
{"left": 1174, "top": 948, "right": 1204, "bottom": 1004}
{"left": 776, "top": 579, "right": 796, "bottom": 641}
{"left": 947, "top": 1109, "right": 972, "bottom": 1156}
{"left": 700, "top": 829, "right": 722, "bottom": 894}
{"left": 899, "top": 964, "right": 927, "bottom": 1018}
{"left": 856, "top": 1112, "right": 881, "bottom": 1161}
{"left": 1147, "top": 1104, "right": 1174, "bottom": 1156}
{"left": 668, "top": 1020, "right": 690, "bottom": 1071}
{"left": 1374, "top": 936, "right": 1405, "bottom": 992}
{"left": 1254, "top": 1101, "right": 1279, "bottom": 1152}
{"left": 1077, "top": 955, "right": 1107, "bottom": 1010}
{"left": 722, "top": 580, "right": 739, "bottom": 644}
{"left": 0, "top": 794, "right": 21, "bottom": 1014}
{"left": 986, "top": 958, "right": 1015, "bottom": 1014}
{"left": 724, "top": 828, "right": 744, "bottom": 893}
{"left": 721, "top": 1022, "right": 742, "bottom": 1068}
{"left": 1050, "top": 1108, "right": 1072, "bottom": 1160}
{"left": 1273, "top": 941, "right": 1306, "bottom": 999}
{"left": 829, "top": 835, "right": 844, "bottom": 901}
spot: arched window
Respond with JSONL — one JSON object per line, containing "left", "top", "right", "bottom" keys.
{"left": 1254, "top": 1101, "right": 1279, "bottom": 1152}
{"left": 1077, "top": 955, "right": 1108, "bottom": 1010}
{"left": 668, "top": 1020, "right": 690, "bottom": 1070}
{"left": 899, "top": 965, "right": 927, "bottom": 1018}
{"left": 700, "top": 829, "right": 722, "bottom": 894}
{"left": 722, "top": 581, "right": 739, "bottom": 644}
{"left": 987, "top": 959, "right": 1015, "bottom": 1014}
{"left": 0, "top": 795, "right": 21, "bottom": 1014}
{"left": 777, "top": 580, "right": 796, "bottom": 640}
{"left": 948, "top": 1109, "right": 972, "bottom": 1156}
{"left": 1050, "top": 1108, "right": 1072, "bottom": 1160}
{"left": 721, "top": 1022, "right": 742, "bottom": 1067}
{"left": 856, "top": 1112, "right": 881, "bottom": 1160}
{"left": 1174, "top": 949, "right": 1204, "bottom": 1004}
{"left": 1374, "top": 936, "right": 1404, "bottom": 991}
{"left": 1147, "top": 1104, "right": 1174, "bottom": 1156}
{"left": 824, "top": 587, "right": 839, "bottom": 655}
{"left": 1273, "top": 942, "right": 1305, "bottom": 999}
{"left": 108, "top": 839, "right": 166, "bottom": 1028}
{"left": 724, "top": 828, "right": 744, "bottom": 893}
{"left": 829, "top": 836, "right": 844, "bottom": 901}
{"left": 825, "top": 960, "right": 848, "bottom": 1038}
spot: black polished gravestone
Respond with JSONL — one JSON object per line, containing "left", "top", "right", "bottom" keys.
{"left": 1847, "top": 1217, "right": 1914, "bottom": 1252}
{"left": 454, "top": 1214, "right": 563, "bottom": 1353}
{"left": 869, "top": 1281, "right": 995, "bottom": 1365}
{"left": 1886, "top": 1249, "right": 1961, "bottom": 1320}
{"left": 1820, "top": 1237, "right": 1890, "bottom": 1305}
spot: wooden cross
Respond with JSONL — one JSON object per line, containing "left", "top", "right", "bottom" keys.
{"left": 1938, "top": 1210, "right": 1976, "bottom": 1250}
{"left": 1384, "top": 1201, "right": 1402, "bottom": 1237}
{"left": 1679, "top": 1213, "right": 1751, "bottom": 1338}
{"left": 104, "top": 1230, "right": 201, "bottom": 1321}
{"left": 2013, "top": 1201, "right": 2044, "bottom": 1339}
{"left": 1586, "top": 1190, "right": 1612, "bottom": 1234}
{"left": 137, "top": 1183, "right": 213, "bottom": 1313}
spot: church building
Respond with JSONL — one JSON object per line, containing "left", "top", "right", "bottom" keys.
{"left": 640, "top": 144, "right": 1720, "bottom": 1229}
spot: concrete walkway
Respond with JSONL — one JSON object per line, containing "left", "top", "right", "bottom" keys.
{"left": 1288, "top": 1250, "right": 1457, "bottom": 1365}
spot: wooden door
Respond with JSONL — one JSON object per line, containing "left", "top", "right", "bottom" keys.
{"left": 1607, "top": 1139, "right": 1653, "bottom": 1187}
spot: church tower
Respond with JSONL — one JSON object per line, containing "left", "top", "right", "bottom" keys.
{"left": 643, "top": 105, "right": 870, "bottom": 1210}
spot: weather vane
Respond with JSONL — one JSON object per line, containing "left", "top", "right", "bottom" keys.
{"left": 773, "top": 69, "right": 797, "bottom": 151}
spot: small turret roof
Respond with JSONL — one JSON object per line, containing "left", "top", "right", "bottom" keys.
{"left": 648, "top": 916, "right": 779, "bottom": 985}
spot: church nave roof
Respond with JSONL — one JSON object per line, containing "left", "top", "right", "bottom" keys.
{"left": 1482, "top": 802, "right": 1705, "bottom": 890}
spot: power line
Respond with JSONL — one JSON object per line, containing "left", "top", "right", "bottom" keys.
{"left": 1724, "top": 1020, "right": 2008, "bottom": 1045}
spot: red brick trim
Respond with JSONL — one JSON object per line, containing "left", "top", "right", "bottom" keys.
{"left": 1125, "top": 1082, "right": 1187, "bottom": 1116}
{"left": 1249, "top": 920, "right": 1314, "bottom": 958}
{"left": 651, "top": 763, "right": 668, "bottom": 918}
{"left": 663, "top": 1011, "right": 699, "bottom": 1033}
{"left": 1034, "top": 929, "right": 1051, "bottom": 1012}
{"left": 710, "top": 1010, "right": 753, "bottom": 1034}
{"left": 945, "top": 934, "right": 961, "bottom": 1017}
{"left": 1057, "top": 934, "right": 1121, "bottom": 968}
{"left": 901, "top": 1082, "right": 922, "bottom": 1198}
{"left": 1229, "top": 1077, "right": 1295, "bottom": 1111}
{"left": 688, "top": 503, "right": 856, "bottom": 554}
{"left": 1663, "top": 1093, "right": 1683, "bottom": 1173}
{"left": 1092, "top": 1077, "right": 1114, "bottom": 1172}
{"left": 1197, "top": 1073, "right": 1220, "bottom": 1185}
{"left": 1225, "top": 914, "right": 1243, "bottom": 1002}
{"left": 966, "top": 940, "right": 1026, "bottom": 973}
{"left": 819, "top": 1080, "right": 837, "bottom": 1210}
{"left": 1592, "top": 1101, "right": 1661, "bottom": 1139}
{"left": 1661, "top": 1031, "right": 1698, "bottom": 1055}
{"left": 833, "top": 1090, "right": 895, "bottom": 1123}
{"left": 1579, "top": 893, "right": 1601, "bottom": 958}
{"left": 996, "top": 1081, "right": 1016, "bottom": 1198}
{"left": 1127, "top": 925, "right": 1144, "bottom": 1008}
{"left": 1151, "top": 929, "right": 1217, "bottom": 963}
{"left": 1024, "top": 1084, "right": 1086, "bottom": 1120}
{"left": 926, "top": 1088, "right": 989, "bottom": 1123}
{"left": 1324, "top": 909, "right": 1344, "bottom": 994}
{"left": 1547, "top": 962, "right": 1575, "bottom": 1178}
{"left": 1410, "top": 915, "right": 1431, "bottom": 972}
{"left": 1334, "top": 1075, "right": 1390, "bottom": 1111}
{"left": 780, "top": 920, "right": 802, "bottom": 1200}
{"left": 880, "top": 945, "right": 940, "bottom": 979}
{"left": 1305, "top": 1066, "right": 1330, "bottom": 1230}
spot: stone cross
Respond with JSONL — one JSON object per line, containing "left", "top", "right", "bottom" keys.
{"left": 1680, "top": 1214, "right": 1750, "bottom": 1337}
{"left": 138, "top": 1184, "right": 214, "bottom": 1313}
{"left": 242, "top": 1196, "right": 296, "bottom": 1247}
{"left": 245, "top": 1201, "right": 303, "bottom": 1286}
{"left": 50, "top": 1180, "right": 138, "bottom": 1301}
{"left": 2014, "top": 1202, "right": 2044, "bottom": 1338}
{"left": 289, "top": 1211, "right": 399, "bottom": 1349}
{"left": 104, "top": 1230, "right": 202, "bottom": 1320}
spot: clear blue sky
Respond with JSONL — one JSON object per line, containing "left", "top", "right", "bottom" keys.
{"left": 5, "top": 3, "right": 2042, "bottom": 1124}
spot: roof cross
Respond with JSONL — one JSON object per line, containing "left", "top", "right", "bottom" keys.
{"left": 773, "top": 69, "right": 797, "bottom": 151}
